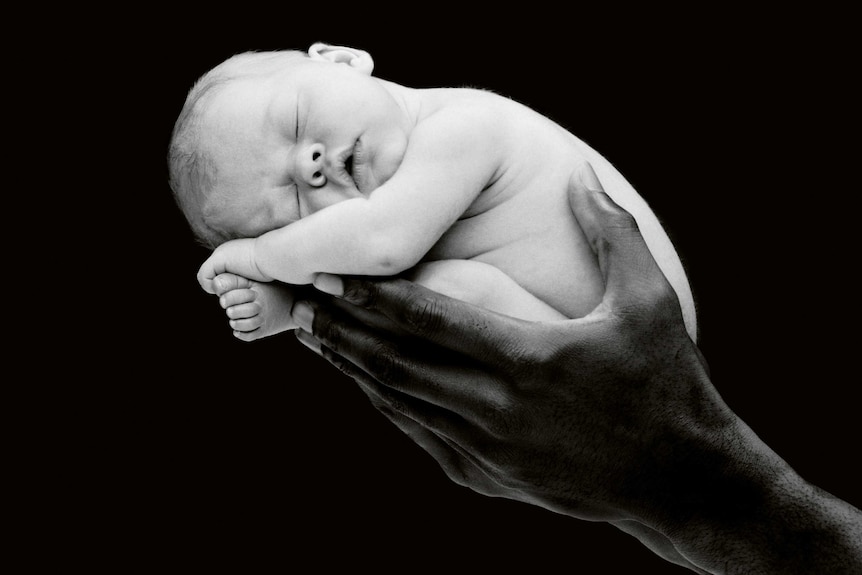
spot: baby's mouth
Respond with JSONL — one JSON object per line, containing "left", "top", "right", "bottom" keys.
{"left": 347, "top": 138, "right": 368, "bottom": 193}
{"left": 344, "top": 153, "right": 354, "bottom": 178}
{"left": 334, "top": 140, "right": 362, "bottom": 190}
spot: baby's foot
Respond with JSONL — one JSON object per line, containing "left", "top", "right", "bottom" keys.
{"left": 213, "top": 273, "right": 298, "bottom": 342}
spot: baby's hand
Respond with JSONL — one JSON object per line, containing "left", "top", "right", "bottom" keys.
{"left": 212, "top": 273, "right": 299, "bottom": 341}
{"left": 197, "top": 238, "right": 270, "bottom": 294}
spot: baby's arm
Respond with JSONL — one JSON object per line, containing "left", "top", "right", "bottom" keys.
{"left": 249, "top": 107, "right": 503, "bottom": 286}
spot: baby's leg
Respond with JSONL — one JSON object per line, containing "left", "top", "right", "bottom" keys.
{"left": 213, "top": 261, "right": 563, "bottom": 341}
{"left": 407, "top": 260, "right": 566, "bottom": 321}
{"left": 213, "top": 273, "right": 298, "bottom": 342}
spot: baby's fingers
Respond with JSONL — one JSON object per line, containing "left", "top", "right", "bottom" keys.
{"left": 219, "top": 288, "right": 257, "bottom": 309}
{"left": 197, "top": 260, "right": 219, "bottom": 293}
{"left": 213, "top": 273, "right": 254, "bottom": 296}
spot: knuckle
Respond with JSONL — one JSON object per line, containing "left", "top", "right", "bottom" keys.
{"left": 444, "top": 469, "right": 472, "bottom": 489}
{"left": 597, "top": 197, "right": 639, "bottom": 231}
{"left": 502, "top": 331, "right": 554, "bottom": 376}
{"left": 312, "top": 311, "right": 341, "bottom": 350}
{"left": 341, "top": 278, "right": 376, "bottom": 308}
{"left": 402, "top": 292, "right": 445, "bottom": 333}
{"left": 484, "top": 443, "right": 525, "bottom": 488}
{"left": 441, "top": 459, "right": 481, "bottom": 490}
{"left": 366, "top": 342, "right": 405, "bottom": 382}
{"left": 610, "top": 209, "right": 639, "bottom": 231}
{"left": 481, "top": 388, "right": 529, "bottom": 440}
{"left": 652, "top": 281, "right": 683, "bottom": 317}
{"left": 382, "top": 393, "right": 410, "bottom": 418}
{"left": 484, "top": 406, "right": 519, "bottom": 439}
{"left": 321, "top": 348, "right": 351, "bottom": 377}
{"left": 622, "top": 276, "right": 684, "bottom": 337}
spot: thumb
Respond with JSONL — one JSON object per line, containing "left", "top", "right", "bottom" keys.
{"left": 213, "top": 272, "right": 254, "bottom": 296}
{"left": 568, "top": 162, "right": 670, "bottom": 309}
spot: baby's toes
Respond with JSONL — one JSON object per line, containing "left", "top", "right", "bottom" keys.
{"left": 229, "top": 315, "right": 263, "bottom": 333}
{"left": 226, "top": 303, "right": 262, "bottom": 333}
{"left": 233, "top": 329, "right": 263, "bottom": 342}
{"left": 226, "top": 302, "right": 261, "bottom": 321}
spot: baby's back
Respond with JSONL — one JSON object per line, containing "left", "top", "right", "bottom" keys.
{"left": 424, "top": 89, "right": 696, "bottom": 333}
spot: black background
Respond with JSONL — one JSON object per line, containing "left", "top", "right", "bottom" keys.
{"left": 59, "top": 9, "right": 859, "bottom": 573}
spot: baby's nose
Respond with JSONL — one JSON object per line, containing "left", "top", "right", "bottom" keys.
{"left": 298, "top": 143, "right": 327, "bottom": 188}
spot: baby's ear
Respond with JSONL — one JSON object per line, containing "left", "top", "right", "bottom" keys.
{"left": 307, "top": 42, "right": 374, "bottom": 75}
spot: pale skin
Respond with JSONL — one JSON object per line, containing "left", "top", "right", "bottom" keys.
{"left": 194, "top": 44, "right": 697, "bottom": 341}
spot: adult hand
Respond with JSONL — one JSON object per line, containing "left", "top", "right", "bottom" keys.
{"left": 292, "top": 164, "right": 862, "bottom": 573}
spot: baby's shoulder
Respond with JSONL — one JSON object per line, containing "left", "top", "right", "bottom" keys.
{"left": 409, "top": 99, "right": 503, "bottom": 155}
{"left": 427, "top": 89, "right": 506, "bottom": 121}
{"left": 416, "top": 89, "right": 528, "bottom": 145}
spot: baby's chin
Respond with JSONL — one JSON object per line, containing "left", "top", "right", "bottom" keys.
{"left": 361, "top": 133, "right": 407, "bottom": 195}
{"left": 359, "top": 167, "right": 387, "bottom": 195}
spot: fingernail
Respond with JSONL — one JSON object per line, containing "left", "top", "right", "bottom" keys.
{"left": 293, "top": 301, "right": 314, "bottom": 332}
{"left": 578, "top": 162, "right": 604, "bottom": 192}
{"left": 313, "top": 273, "right": 343, "bottom": 297}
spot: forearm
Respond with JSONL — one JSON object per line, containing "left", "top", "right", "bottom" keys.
{"left": 679, "top": 473, "right": 861, "bottom": 573}
{"left": 649, "top": 417, "right": 862, "bottom": 574}
{"left": 253, "top": 198, "right": 427, "bottom": 285}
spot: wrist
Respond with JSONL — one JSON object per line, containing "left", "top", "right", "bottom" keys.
{"left": 650, "top": 418, "right": 862, "bottom": 573}
{"left": 250, "top": 236, "right": 273, "bottom": 282}
{"left": 661, "top": 437, "right": 795, "bottom": 573}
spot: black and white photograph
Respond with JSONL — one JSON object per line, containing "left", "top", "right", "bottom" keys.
{"left": 54, "top": 10, "right": 860, "bottom": 573}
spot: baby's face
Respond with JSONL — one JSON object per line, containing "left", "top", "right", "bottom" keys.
{"left": 202, "top": 56, "right": 410, "bottom": 239}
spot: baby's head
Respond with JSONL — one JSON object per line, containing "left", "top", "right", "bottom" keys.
{"left": 168, "top": 43, "right": 410, "bottom": 249}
